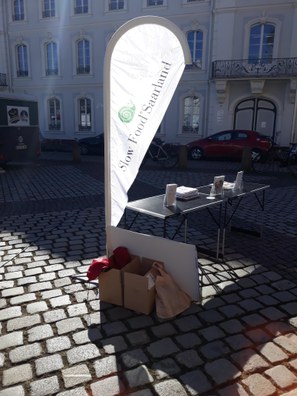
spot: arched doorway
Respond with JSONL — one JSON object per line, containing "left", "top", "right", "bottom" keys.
{"left": 233, "top": 98, "right": 276, "bottom": 142}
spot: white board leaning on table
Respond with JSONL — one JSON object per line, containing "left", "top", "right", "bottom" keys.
{"left": 107, "top": 226, "right": 200, "bottom": 302}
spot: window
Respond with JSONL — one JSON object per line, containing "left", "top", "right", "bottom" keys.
{"left": 78, "top": 98, "right": 91, "bottom": 131}
{"left": 16, "top": 44, "right": 28, "bottom": 77}
{"left": 45, "top": 42, "right": 58, "bottom": 75}
{"left": 215, "top": 132, "right": 231, "bottom": 141}
{"left": 187, "top": 30, "right": 203, "bottom": 66}
{"left": 42, "top": 0, "right": 55, "bottom": 18}
{"left": 108, "top": 0, "right": 124, "bottom": 10}
{"left": 147, "top": 0, "right": 163, "bottom": 5}
{"left": 183, "top": 96, "right": 200, "bottom": 133}
{"left": 77, "top": 39, "right": 90, "bottom": 74}
{"left": 13, "top": 0, "right": 24, "bottom": 20}
{"left": 74, "top": 0, "right": 88, "bottom": 14}
{"left": 233, "top": 131, "right": 248, "bottom": 141}
{"left": 248, "top": 23, "right": 275, "bottom": 63}
{"left": 48, "top": 98, "right": 61, "bottom": 130}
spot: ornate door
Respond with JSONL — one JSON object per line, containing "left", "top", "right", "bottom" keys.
{"left": 234, "top": 98, "right": 276, "bottom": 141}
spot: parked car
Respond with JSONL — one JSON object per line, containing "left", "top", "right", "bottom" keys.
{"left": 77, "top": 134, "right": 104, "bottom": 155}
{"left": 186, "top": 130, "right": 272, "bottom": 161}
{"left": 40, "top": 138, "right": 74, "bottom": 152}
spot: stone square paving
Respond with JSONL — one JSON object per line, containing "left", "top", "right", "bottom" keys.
{"left": 0, "top": 153, "right": 297, "bottom": 395}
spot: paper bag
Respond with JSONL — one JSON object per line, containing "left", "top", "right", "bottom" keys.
{"left": 153, "top": 262, "right": 192, "bottom": 319}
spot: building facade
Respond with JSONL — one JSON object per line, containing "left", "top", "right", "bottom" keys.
{"left": 0, "top": 0, "right": 297, "bottom": 146}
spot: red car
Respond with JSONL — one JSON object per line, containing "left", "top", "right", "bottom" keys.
{"left": 187, "top": 130, "right": 272, "bottom": 161}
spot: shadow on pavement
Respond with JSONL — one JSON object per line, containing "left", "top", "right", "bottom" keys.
{"left": 81, "top": 266, "right": 297, "bottom": 395}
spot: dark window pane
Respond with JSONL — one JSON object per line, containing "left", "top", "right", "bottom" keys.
{"left": 75, "top": 0, "right": 88, "bottom": 14}
{"left": 13, "top": 0, "right": 24, "bottom": 20}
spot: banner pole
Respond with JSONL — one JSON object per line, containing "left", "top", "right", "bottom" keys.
{"left": 103, "top": 45, "right": 112, "bottom": 241}
{"left": 103, "top": 16, "right": 192, "bottom": 254}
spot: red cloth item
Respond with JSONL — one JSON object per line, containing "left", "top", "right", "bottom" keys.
{"left": 113, "top": 246, "right": 131, "bottom": 269}
{"left": 87, "top": 257, "right": 111, "bottom": 280}
{"left": 87, "top": 247, "right": 131, "bottom": 280}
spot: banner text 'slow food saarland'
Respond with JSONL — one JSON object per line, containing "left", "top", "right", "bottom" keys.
{"left": 104, "top": 16, "right": 191, "bottom": 231}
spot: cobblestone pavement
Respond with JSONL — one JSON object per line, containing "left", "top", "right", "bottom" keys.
{"left": 0, "top": 153, "right": 297, "bottom": 396}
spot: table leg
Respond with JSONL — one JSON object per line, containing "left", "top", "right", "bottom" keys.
{"left": 259, "top": 190, "right": 265, "bottom": 237}
{"left": 184, "top": 216, "right": 188, "bottom": 243}
{"left": 216, "top": 228, "right": 221, "bottom": 260}
{"left": 221, "top": 228, "right": 226, "bottom": 258}
{"left": 124, "top": 210, "right": 139, "bottom": 230}
{"left": 221, "top": 200, "right": 228, "bottom": 259}
{"left": 230, "top": 190, "right": 265, "bottom": 237}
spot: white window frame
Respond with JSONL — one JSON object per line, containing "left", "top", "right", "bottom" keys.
{"left": 72, "top": 33, "right": 93, "bottom": 76}
{"left": 183, "top": 0, "right": 205, "bottom": 3}
{"left": 77, "top": 96, "right": 93, "bottom": 132}
{"left": 47, "top": 96, "right": 62, "bottom": 131}
{"left": 44, "top": 40, "right": 60, "bottom": 77}
{"left": 179, "top": 93, "right": 202, "bottom": 136}
{"left": 184, "top": 24, "right": 207, "bottom": 70}
{"left": 143, "top": 0, "right": 167, "bottom": 8}
{"left": 187, "top": 30, "right": 204, "bottom": 67}
{"left": 105, "top": 0, "right": 127, "bottom": 12}
{"left": 12, "top": 0, "right": 26, "bottom": 22}
{"left": 41, "top": 0, "right": 56, "bottom": 18}
{"left": 73, "top": 0, "right": 90, "bottom": 15}
{"left": 76, "top": 38, "right": 91, "bottom": 75}
{"left": 248, "top": 23, "right": 275, "bottom": 63}
{"left": 15, "top": 43, "right": 30, "bottom": 77}
{"left": 243, "top": 17, "right": 280, "bottom": 62}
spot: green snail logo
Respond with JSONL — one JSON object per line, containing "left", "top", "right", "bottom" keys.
{"left": 118, "top": 102, "right": 136, "bottom": 123}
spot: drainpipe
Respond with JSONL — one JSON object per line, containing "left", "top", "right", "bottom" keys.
{"left": 205, "top": 0, "right": 215, "bottom": 137}
{"left": 3, "top": 0, "right": 13, "bottom": 91}
{"left": 291, "top": 81, "right": 297, "bottom": 144}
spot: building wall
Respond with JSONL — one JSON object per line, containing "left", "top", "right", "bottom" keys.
{"left": 211, "top": 0, "right": 297, "bottom": 145}
{"left": 1, "top": 0, "right": 297, "bottom": 146}
{"left": 0, "top": 1, "right": 10, "bottom": 88}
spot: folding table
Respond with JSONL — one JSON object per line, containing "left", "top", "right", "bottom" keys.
{"left": 125, "top": 182, "right": 270, "bottom": 259}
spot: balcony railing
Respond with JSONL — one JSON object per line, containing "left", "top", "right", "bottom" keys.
{"left": 12, "top": 13, "right": 24, "bottom": 21}
{"left": 213, "top": 58, "right": 297, "bottom": 79}
{"left": 49, "top": 123, "right": 61, "bottom": 130}
{"left": 77, "top": 66, "right": 90, "bottom": 75}
{"left": 46, "top": 68, "right": 58, "bottom": 76}
{"left": 0, "top": 73, "right": 7, "bottom": 86}
{"left": 74, "top": 6, "right": 88, "bottom": 14}
{"left": 17, "top": 70, "right": 28, "bottom": 77}
{"left": 78, "top": 124, "right": 91, "bottom": 131}
{"left": 42, "top": 10, "right": 55, "bottom": 18}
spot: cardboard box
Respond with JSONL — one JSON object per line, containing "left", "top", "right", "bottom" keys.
{"left": 123, "top": 257, "right": 158, "bottom": 315}
{"left": 98, "top": 255, "right": 139, "bottom": 306}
